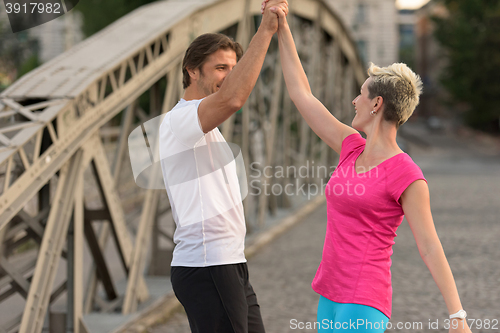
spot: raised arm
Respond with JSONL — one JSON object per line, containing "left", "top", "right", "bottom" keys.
{"left": 197, "top": 0, "right": 288, "bottom": 133}
{"left": 401, "top": 180, "right": 472, "bottom": 333}
{"left": 273, "top": 5, "right": 357, "bottom": 154}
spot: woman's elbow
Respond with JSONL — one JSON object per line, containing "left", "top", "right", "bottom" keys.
{"left": 290, "top": 91, "right": 314, "bottom": 108}
{"left": 418, "top": 238, "right": 443, "bottom": 260}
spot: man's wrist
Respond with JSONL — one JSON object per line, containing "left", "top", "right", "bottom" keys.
{"left": 257, "top": 24, "right": 276, "bottom": 37}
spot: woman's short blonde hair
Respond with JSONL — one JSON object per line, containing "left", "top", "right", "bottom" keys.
{"left": 367, "top": 62, "right": 423, "bottom": 128}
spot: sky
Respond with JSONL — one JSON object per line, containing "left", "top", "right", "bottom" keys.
{"left": 396, "top": 0, "right": 431, "bottom": 9}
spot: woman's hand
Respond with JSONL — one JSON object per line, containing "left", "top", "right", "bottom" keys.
{"left": 261, "top": 0, "right": 290, "bottom": 36}
{"left": 261, "top": 0, "right": 289, "bottom": 17}
{"left": 260, "top": 0, "right": 288, "bottom": 16}
{"left": 260, "top": 0, "right": 289, "bottom": 34}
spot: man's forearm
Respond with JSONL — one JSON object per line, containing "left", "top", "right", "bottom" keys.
{"left": 217, "top": 27, "right": 275, "bottom": 109}
{"left": 197, "top": 1, "right": 285, "bottom": 133}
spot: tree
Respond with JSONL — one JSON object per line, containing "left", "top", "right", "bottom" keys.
{"left": 0, "top": 19, "right": 39, "bottom": 92}
{"left": 75, "top": 0, "right": 157, "bottom": 37}
{"left": 432, "top": 0, "right": 500, "bottom": 132}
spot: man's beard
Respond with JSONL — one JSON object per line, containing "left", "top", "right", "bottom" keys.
{"left": 198, "top": 70, "right": 218, "bottom": 95}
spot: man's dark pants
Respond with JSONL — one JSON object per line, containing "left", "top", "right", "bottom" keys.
{"left": 171, "top": 263, "right": 265, "bottom": 333}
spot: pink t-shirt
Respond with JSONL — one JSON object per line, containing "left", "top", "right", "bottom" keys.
{"left": 311, "top": 133, "right": 426, "bottom": 319}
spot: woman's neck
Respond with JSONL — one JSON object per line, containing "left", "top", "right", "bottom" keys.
{"left": 362, "top": 120, "right": 402, "bottom": 158}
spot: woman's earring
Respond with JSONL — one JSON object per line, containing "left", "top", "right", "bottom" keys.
{"left": 370, "top": 110, "right": 377, "bottom": 116}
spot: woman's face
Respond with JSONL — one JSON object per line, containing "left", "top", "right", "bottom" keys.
{"left": 351, "top": 77, "right": 376, "bottom": 131}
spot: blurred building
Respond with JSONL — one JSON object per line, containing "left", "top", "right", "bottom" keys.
{"left": 398, "top": 9, "right": 416, "bottom": 69}
{"left": 325, "top": 0, "right": 399, "bottom": 67}
{"left": 29, "top": 10, "right": 84, "bottom": 63}
{"left": 414, "top": 0, "right": 448, "bottom": 117}
{"left": 0, "top": 8, "right": 83, "bottom": 87}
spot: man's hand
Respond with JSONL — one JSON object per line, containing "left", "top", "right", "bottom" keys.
{"left": 261, "top": 0, "right": 289, "bottom": 16}
{"left": 259, "top": 0, "right": 288, "bottom": 34}
{"left": 272, "top": 2, "right": 289, "bottom": 31}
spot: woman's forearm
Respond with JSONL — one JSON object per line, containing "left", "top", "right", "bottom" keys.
{"left": 420, "top": 239, "right": 464, "bottom": 315}
{"left": 277, "top": 19, "right": 312, "bottom": 99}
{"left": 274, "top": 13, "right": 356, "bottom": 153}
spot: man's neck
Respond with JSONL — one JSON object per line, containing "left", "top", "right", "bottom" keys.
{"left": 182, "top": 86, "right": 207, "bottom": 101}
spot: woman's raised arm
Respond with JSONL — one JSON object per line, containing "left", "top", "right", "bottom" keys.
{"left": 274, "top": 6, "right": 357, "bottom": 154}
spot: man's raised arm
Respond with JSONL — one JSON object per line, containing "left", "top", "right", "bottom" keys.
{"left": 197, "top": 0, "right": 288, "bottom": 133}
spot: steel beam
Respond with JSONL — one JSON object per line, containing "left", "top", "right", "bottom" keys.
{"left": 122, "top": 187, "right": 159, "bottom": 314}
{"left": 84, "top": 101, "right": 137, "bottom": 314}
{"left": 19, "top": 149, "right": 83, "bottom": 333}
{"left": 89, "top": 135, "right": 149, "bottom": 300}
{"left": 72, "top": 160, "right": 84, "bottom": 333}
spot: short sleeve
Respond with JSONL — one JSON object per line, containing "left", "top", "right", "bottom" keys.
{"left": 388, "top": 156, "right": 427, "bottom": 203}
{"left": 170, "top": 99, "right": 204, "bottom": 147}
{"left": 339, "top": 133, "right": 365, "bottom": 165}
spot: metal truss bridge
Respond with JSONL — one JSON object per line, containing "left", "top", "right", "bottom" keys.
{"left": 0, "top": 0, "right": 365, "bottom": 332}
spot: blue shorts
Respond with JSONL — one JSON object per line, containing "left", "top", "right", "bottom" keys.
{"left": 317, "top": 296, "right": 389, "bottom": 332}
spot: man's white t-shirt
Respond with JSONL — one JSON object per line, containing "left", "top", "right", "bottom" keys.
{"left": 159, "top": 98, "right": 247, "bottom": 267}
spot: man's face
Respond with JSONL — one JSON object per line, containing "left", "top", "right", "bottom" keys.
{"left": 196, "top": 48, "right": 237, "bottom": 96}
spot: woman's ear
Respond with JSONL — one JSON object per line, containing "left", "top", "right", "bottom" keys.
{"left": 374, "top": 96, "right": 384, "bottom": 111}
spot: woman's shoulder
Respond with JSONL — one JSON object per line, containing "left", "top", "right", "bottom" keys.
{"left": 338, "top": 133, "right": 365, "bottom": 165}
{"left": 385, "top": 152, "right": 425, "bottom": 178}
{"left": 399, "top": 152, "right": 421, "bottom": 166}
{"left": 385, "top": 153, "right": 427, "bottom": 202}
{"left": 341, "top": 132, "right": 365, "bottom": 152}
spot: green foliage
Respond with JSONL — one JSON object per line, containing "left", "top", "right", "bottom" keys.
{"left": 18, "top": 54, "right": 40, "bottom": 78}
{"left": 432, "top": 0, "right": 500, "bottom": 132}
{"left": 0, "top": 19, "right": 39, "bottom": 90}
{"left": 75, "top": 0, "right": 158, "bottom": 37}
{"left": 399, "top": 46, "right": 415, "bottom": 70}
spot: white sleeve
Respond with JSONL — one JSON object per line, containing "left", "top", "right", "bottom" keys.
{"left": 170, "top": 99, "right": 205, "bottom": 147}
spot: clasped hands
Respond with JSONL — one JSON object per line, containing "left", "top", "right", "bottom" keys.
{"left": 260, "top": 0, "right": 289, "bottom": 33}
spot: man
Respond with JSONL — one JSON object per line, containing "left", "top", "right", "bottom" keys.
{"left": 158, "top": 1, "right": 288, "bottom": 332}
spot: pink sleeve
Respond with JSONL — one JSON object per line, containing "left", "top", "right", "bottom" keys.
{"left": 339, "top": 133, "right": 365, "bottom": 165}
{"left": 388, "top": 158, "right": 427, "bottom": 203}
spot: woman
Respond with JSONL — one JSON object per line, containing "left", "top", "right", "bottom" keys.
{"left": 261, "top": 1, "right": 472, "bottom": 332}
